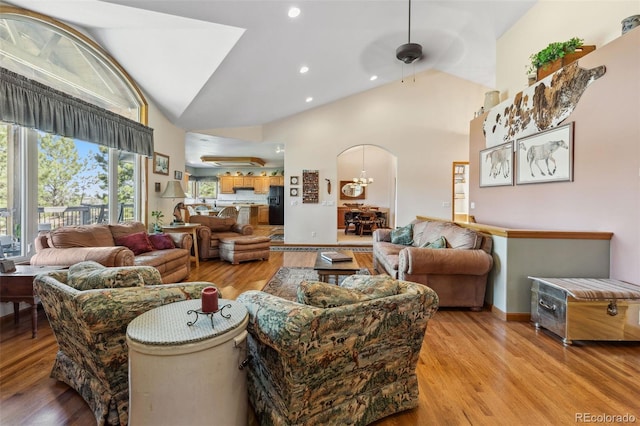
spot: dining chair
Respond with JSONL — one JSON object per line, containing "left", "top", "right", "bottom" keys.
{"left": 357, "top": 211, "right": 378, "bottom": 236}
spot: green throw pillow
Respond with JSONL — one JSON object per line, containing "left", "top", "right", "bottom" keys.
{"left": 297, "top": 281, "right": 370, "bottom": 308}
{"left": 340, "top": 274, "right": 399, "bottom": 298}
{"left": 420, "top": 236, "right": 447, "bottom": 249}
{"left": 391, "top": 224, "right": 413, "bottom": 245}
{"left": 67, "top": 261, "right": 148, "bottom": 291}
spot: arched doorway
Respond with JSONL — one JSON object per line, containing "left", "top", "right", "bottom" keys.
{"left": 337, "top": 145, "right": 397, "bottom": 239}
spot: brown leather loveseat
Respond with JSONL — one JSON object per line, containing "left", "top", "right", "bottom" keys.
{"left": 373, "top": 218, "right": 493, "bottom": 310}
{"left": 30, "top": 221, "right": 192, "bottom": 283}
{"left": 189, "top": 215, "right": 254, "bottom": 260}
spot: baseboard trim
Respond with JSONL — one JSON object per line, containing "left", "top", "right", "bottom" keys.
{"left": 489, "top": 304, "right": 530, "bottom": 322}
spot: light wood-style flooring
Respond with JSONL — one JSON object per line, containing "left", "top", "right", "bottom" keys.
{"left": 1, "top": 249, "right": 639, "bottom": 425}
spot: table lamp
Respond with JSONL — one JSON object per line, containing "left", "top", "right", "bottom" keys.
{"left": 161, "top": 181, "right": 187, "bottom": 224}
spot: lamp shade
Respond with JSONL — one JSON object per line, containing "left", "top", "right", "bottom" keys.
{"left": 161, "top": 181, "right": 186, "bottom": 198}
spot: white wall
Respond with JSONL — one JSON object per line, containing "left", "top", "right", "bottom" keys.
{"left": 475, "top": 4, "right": 640, "bottom": 284}
{"left": 264, "top": 70, "right": 488, "bottom": 244}
{"left": 147, "top": 102, "right": 186, "bottom": 226}
{"left": 496, "top": 1, "right": 639, "bottom": 99}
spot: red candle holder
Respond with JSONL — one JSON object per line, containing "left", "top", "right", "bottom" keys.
{"left": 201, "top": 287, "right": 219, "bottom": 313}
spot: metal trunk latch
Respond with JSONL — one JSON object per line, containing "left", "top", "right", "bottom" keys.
{"left": 607, "top": 300, "right": 618, "bottom": 316}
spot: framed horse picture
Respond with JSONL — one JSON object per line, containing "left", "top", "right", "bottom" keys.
{"left": 516, "top": 122, "right": 574, "bottom": 185}
{"left": 479, "top": 141, "right": 514, "bottom": 187}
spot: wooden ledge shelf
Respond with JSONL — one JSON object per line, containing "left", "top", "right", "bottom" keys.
{"left": 415, "top": 215, "right": 613, "bottom": 240}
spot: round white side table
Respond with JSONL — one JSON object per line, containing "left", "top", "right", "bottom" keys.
{"left": 126, "top": 298, "right": 249, "bottom": 426}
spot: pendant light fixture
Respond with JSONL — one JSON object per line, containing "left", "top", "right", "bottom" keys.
{"left": 396, "top": 0, "right": 422, "bottom": 64}
{"left": 351, "top": 145, "right": 374, "bottom": 188}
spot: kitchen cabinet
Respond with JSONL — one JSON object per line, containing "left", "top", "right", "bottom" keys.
{"left": 254, "top": 177, "right": 270, "bottom": 194}
{"left": 269, "top": 176, "right": 284, "bottom": 186}
{"left": 233, "top": 176, "right": 253, "bottom": 188}
{"left": 258, "top": 205, "right": 269, "bottom": 224}
{"left": 220, "top": 176, "right": 259, "bottom": 193}
{"left": 220, "top": 177, "right": 235, "bottom": 194}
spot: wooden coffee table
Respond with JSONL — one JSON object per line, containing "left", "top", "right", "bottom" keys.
{"left": 0, "top": 265, "right": 66, "bottom": 338}
{"left": 313, "top": 250, "right": 360, "bottom": 284}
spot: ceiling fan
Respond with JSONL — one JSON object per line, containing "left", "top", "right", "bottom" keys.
{"left": 396, "top": 0, "right": 423, "bottom": 64}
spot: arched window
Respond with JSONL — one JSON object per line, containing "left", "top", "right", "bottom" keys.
{"left": 1, "top": 7, "right": 146, "bottom": 122}
{"left": 0, "top": 7, "right": 150, "bottom": 261}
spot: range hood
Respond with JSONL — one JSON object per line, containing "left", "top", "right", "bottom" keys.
{"left": 200, "top": 156, "right": 265, "bottom": 167}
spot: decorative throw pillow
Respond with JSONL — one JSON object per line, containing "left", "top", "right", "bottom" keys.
{"left": 340, "top": 274, "right": 399, "bottom": 298}
{"left": 67, "top": 260, "right": 105, "bottom": 274}
{"left": 67, "top": 262, "right": 146, "bottom": 291}
{"left": 390, "top": 224, "right": 413, "bottom": 245}
{"left": 114, "top": 231, "right": 154, "bottom": 255}
{"left": 148, "top": 233, "right": 176, "bottom": 250}
{"left": 297, "top": 281, "right": 369, "bottom": 308}
{"left": 420, "top": 236, "right": 447, "bottom": 249}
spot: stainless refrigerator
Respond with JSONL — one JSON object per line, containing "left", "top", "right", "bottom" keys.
{"left": 268, "top": 186, "right": 284, "bottom": 225}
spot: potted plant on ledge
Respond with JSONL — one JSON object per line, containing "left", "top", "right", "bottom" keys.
{"left": 526, "top": 37, "right": 595, "bottom": 84}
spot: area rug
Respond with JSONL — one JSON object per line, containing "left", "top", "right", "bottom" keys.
{"left": 262, "top": 267, "right": 370, "bottom": 301}
{"left": 270, "top": 246, "right": 372, "bottom": 252}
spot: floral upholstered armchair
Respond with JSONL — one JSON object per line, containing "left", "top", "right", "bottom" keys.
{"left": 236, "top": 275, "right": 439, "bottom": 425}
{"left": 34, "top": 261, "right": 217, "bottom": 426}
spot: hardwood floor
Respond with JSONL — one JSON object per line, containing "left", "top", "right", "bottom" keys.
{"left": 1, "top": 251, "right": 639, "bottom": 425}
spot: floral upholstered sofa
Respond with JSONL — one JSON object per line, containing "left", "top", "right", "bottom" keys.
{"left": 30, "top": 221, "right": 192, "bottom": 283}
{"left": 373, "top": 218, "right": 493, "bottom": 310}
{"left": 34, "top": 261, "right": 216, "bottom": 426}
{"left": 236, "top": 275, "right": 439, "bottom": 425}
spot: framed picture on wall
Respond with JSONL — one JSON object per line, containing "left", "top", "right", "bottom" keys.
{"left": 516, "top": 122, "right": 574, "bottom": 185}
{"left": 174, "top": 170, "right": 183, "bottom": 180}
{"left": 153, "top": 152, "right": 170, "bottom": 175}
{"left": 479, "top": 141, "right": 514, "bottom": 187}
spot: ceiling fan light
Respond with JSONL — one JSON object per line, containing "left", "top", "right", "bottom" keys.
{"left": 396, "top": 42, "right": 423, "bottom": 64}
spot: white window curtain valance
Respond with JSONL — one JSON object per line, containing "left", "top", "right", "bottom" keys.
{"left": 0, "top": 67, "right": 154, "bottom": 157}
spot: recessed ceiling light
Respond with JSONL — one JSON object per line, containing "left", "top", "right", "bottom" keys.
{"left": 370, "top": 75, "right": 378, "bottom": 81}
{"left": 305, "top": 97, "right": 313, "bottom": 103}
{"left": 299, "top": 66, "right": 309, "bottom": 74}
{"left": 288, "top": 7, "right": 301, "bottom": 18}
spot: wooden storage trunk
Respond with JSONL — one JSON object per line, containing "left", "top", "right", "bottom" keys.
{"left": 530, "top": 277, "right": 640, "bottom": 345}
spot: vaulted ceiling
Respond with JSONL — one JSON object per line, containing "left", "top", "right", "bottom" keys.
{"left": 4, "top": 0, "right": 535, "bottom": 168}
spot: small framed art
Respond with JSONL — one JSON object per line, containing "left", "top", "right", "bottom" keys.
{"left": 174, "top": 170, "right": 183, "bottom": 180}
{"left": 153, "top": 152, "right": 170, "bottom": 175}
{"left": 516, "top": 122, "right": 574, "bottom": 185}
{"left": 290, "top": 187, "right": 299, "bottom": 197}
{"left": 479, "top": 141, "right": 513, "bottom": 187}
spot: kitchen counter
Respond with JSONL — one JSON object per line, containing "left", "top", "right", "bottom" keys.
{"left": 236, "top": 204, "right": 266, "bottom": 226}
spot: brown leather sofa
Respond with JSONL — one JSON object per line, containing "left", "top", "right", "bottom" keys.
{"left": 188, "top": 215, "right": 254, "bottom": 260}
{"left": 30, "top": 222, "right": 192, "bottom": 283}
{"left": 373, "top": 218, "right": 493, "bottom": 310}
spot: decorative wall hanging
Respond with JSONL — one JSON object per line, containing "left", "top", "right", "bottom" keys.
{"left": 302, "top": 170, "right": 319, "bottom": 203}
{"left": 153, "top": 152, "right": 170, "bottom": 175}
{"left": 290, "top": 188, "right": 299, "bottom": 197}
{"left": 483, "top": 62, "right": 605, "bottom": 148}
{"left": 479, "top": 141, "right": 513, "bottom": 187}
{"left": 290, "top": 176, "right": 299, "bottom": 185}
{"left": 516, "top": 122, "right": 574, "bottom": 185}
